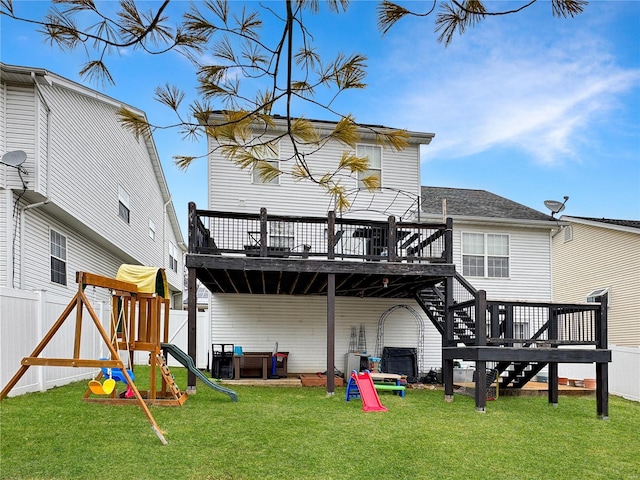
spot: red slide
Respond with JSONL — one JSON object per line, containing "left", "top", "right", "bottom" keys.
{"left": 351, "top": 371, "right": 388, "bottom": 412}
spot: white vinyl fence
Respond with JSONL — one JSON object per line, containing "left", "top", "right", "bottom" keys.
{"left": 2, "top": 287, "right": 639, "bottom": 402}
{"left": 1, "top": 288, "right": 207, "bottom": 397}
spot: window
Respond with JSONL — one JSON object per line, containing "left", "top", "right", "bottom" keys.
{"left": 252, "top": 139, "right": 280, "bottom": 184}
{"left": 462, "top": 232, "right": 509, "bottom": 278}
{"left": 168, "top": 242, "right": 178, "bottom": 272}
{"left": 149, "top": 220, "right": 156, "bottom": 240}
{"left": 269, "top": 221, "right": 295, "bottom": 251}
{"left": 356, "top": 145, "right": 382, "bottom": 189}
{"left": 118, "top": 185, "right": 130, "bottom": 223}
{"left": 50, "top": 229, "right": 67, "bottom": 286}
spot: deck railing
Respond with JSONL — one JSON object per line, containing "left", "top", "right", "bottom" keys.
{"left": 188, "top": 203, "right": 452, "bottom": 263}
{"left": 448, "top": 292, "right": 607, "bottom": 348}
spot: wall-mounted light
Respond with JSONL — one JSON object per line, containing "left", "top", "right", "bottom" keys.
{"left": 382, "top": 277, "right": 389, "bottom": 288}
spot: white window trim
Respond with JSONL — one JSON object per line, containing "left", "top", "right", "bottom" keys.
{"left": 461, "top": 232, "right": 510, "bottom": 279}
{"left": 149, "top": 219, "right": 156, "bottom": 240}
{"left": 356, "top": 144, "right": 382, "bottom": 189}
{"left": 50, "top": 228, "right": 67, "bottom": 286}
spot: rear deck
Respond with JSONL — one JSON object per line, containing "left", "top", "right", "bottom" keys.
{"left": 186, "top": 203, "right": 611, "bottom": 417}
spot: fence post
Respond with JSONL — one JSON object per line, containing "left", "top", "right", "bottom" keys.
{"left": 260, "top": 208, "right": 268, "bottom": 257}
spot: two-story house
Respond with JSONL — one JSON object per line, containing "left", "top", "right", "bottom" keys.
{"left": 1, "top": 63, "right": 186, "bottom": 394}
{"left": 0, "top": 63, "right": 185, "bottom": 298}
{"left": 186, "top": 114, "right": 610, "bottom": 415}
{"left": 551, "top": 216, "right": 639, "bottom": 401}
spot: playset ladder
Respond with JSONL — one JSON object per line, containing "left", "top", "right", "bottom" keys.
{"left": 157, "top": 353, "right": 186, "bottom": 405}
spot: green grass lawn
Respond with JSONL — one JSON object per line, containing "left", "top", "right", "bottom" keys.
{"left": 1, "top": 367, "right": 639, "bottom": 479}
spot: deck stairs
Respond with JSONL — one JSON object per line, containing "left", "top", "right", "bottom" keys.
{"left": 414, "top": 274, "right": 546, "bottom": 390}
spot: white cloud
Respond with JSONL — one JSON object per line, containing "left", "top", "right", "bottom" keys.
{"left": 374, "top": 5, "right": 640, "bottom": 166}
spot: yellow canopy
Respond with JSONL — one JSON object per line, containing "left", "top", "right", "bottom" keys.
{"left": 116, "top": 265, "right": 169, "bottom": 299}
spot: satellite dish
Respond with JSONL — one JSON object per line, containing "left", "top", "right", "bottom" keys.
{"left": 544, "top": 196, "right": 569, "bottom": 218}
{"left": 1, "top": 150, "right": 27, "bottom": 168}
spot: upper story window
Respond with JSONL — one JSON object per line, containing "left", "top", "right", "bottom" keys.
{"left": 168, "top": 242, "right": 178, "bottom": 272}
{"left": 118, "top": 185, "right": 130, "bottom": 223}
{"left": 462, "top": 232, "right": 510, "bottom": 278}
{"left": 50, "top": 229, "right": 67, "bottom": 286}
{"left": 149, "top": 219, "right": 156, "bottom": 240}
{"left": 356, "top": 145, "right": 382, "bottom": 189}
{"left": 252, "top": 139, "right": 280, "bottom": 184}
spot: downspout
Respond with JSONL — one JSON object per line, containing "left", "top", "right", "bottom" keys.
{"left": 18, "top": 73, "right": 52, "bottom": 288}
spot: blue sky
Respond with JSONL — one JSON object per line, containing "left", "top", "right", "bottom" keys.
{"left": 2, "top": 1, "right": 639, "bottom": 235}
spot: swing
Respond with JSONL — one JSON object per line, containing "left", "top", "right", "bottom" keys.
{"left": 88, "top": 292, "right": 133, "bottom": 396}
{"left": 88, "top": 377, "right": 116, "bottom": 395}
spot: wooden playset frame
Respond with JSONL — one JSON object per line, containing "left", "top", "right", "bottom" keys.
{"left": 0, "top": 271, "right": 185, "bottom": 445}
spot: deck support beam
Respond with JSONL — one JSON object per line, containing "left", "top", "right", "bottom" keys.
{"left": 326, "top": 273, "right": 336, "bottom": 395}
{"left": 187, "top": 267, "right": 197, "bottom": 393}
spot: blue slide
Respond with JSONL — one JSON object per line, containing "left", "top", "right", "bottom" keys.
{"left": 161, "top": 343, "right": 238, "bottom": 402}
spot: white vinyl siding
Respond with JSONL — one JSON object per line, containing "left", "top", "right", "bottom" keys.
{"left": 251, "top": 139, "right": 280, "bottom": 185}
{"left": 21, "top": 207, "right": 124, "bottom": 296}
{"left": 3, "top": 85, "right": 36, "bottom": 191}
{"left": 210, "top": 294, "right": 441, "bottom": 373}
{"left": 552, "top": 221, "right": 640, "bottom": 347}
{"left": 208, "top": 133, "right": 423, "bottom": 220}
{"left": 1, "top": 69, "right": 185, "bottom": 298}
{"left": 454, "top": 225, "right": 552, "bottom": 302}
{"left": 356, "top": 144, "right": 382, "bottom": 189}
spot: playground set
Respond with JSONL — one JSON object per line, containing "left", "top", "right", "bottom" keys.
{"left": 345, "top": 370, "right": 406, "bottom": 412}
{"left": 0, "top": 265, "right": 237, "bottom": 445}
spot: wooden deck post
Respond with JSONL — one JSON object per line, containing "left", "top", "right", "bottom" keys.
{"left": 327, "top": 211, "right": 335, "bottom": 260}
{"left": 326, "top": 273, "right": 336, "bottom": 395}
{"left": 443, "top": 276, "right": 455, "bottom": 401}
{"left": 548, "top": 306, "right": 559, "bottom": 406}
{"left": 259, "top": 208, "right": 268, "bottom": 257}
{"left": 187, "top": 267, "right": 197, "bottom": 393}
{"left": 387, "top": 216, "right": 397, "bottom": 262}
{"left": 596, "top": 294, "right": 609, "bottom": 419}
{"left": 474, "top": 290, "right": 487, "bottom": 412}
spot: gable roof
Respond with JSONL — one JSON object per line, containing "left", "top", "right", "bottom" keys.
{"left": 560, "top": 216, "right": 640, "bottom": 234}
{"left": 421, "top": 186, "right": 554, "bottom": 225}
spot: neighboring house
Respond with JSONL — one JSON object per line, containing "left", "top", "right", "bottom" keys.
{"left": 551, "top": 216, "right": 640, "bottom": 348}
{"left": 0, "top": 63, "right": 186, "bottom": 304}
